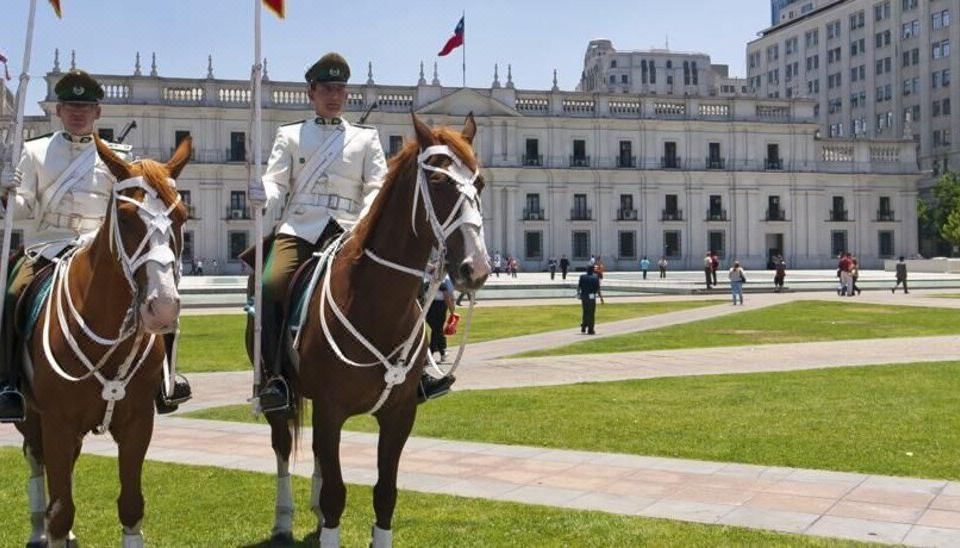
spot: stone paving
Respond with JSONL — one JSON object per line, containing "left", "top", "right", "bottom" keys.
{"left": 5, "top": 289, "right": 960, "bottom": 545}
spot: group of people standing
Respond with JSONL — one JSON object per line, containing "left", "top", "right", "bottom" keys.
{"left": 490, "top": 252, "right": 519, "bottom": 278}
{"left": 836, "top": 252, "right": 863, "bottom": 297}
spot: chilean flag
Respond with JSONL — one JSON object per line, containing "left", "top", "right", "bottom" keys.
{"left": 438, "top": 16, "right": 464, "bottom": 57}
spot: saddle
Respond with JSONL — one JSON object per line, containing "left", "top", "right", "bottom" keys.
{"left": 285, "top": 253, "right": 323, "bottom": 335}
{"left": 13, "top": 257, "right": 56, "bottom": 339}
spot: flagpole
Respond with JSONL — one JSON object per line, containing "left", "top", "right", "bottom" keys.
{"left": 461, "top": 10, "right": 466, "bottom": 87}
{"left": 0, "top": 0, "right": 38, "bottom": 347}
{"left": 251, "top": 0, "right": 265, "bottom": 401}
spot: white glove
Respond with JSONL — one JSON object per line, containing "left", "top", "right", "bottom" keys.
{"left": 248, "top": 182, "right": 268, "bottom": 210}
{"left": 0, "top": 168, "right": 19, "bottom": 190}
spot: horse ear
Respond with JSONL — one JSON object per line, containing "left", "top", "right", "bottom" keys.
{"left": 95, "top": 136, "right": 131, "bottom": 181}
{"left": 461, "top": 112, "right": 477, "bottom": 144}
{"left": 167, "top": 136, "right": 192, "bottom": 179}
{"left": 411, "top": 113, "right": 436, "bottom": 149}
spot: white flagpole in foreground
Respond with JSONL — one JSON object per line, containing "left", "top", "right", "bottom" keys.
{"left": 251, "top": 0, "right": 265, "bottom": 401}
{"left": 0, "top": 0, "right": 38, "bottom": 344}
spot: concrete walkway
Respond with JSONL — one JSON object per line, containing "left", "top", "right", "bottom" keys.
{"left": 2, "top": 418, "right": 956, "bottom": 546}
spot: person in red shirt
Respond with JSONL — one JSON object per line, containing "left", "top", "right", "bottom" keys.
{"left": 838, "top": 252, "right": 854, "bottom": 296}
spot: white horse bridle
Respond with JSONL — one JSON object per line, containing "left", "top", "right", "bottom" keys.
{"left": 41, "top": 175, "right": 183, "bottom": 434}
{"left": 301, "top": 145, "right": 483, "bottom": 414}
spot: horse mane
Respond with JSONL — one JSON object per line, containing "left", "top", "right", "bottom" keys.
{"left": 132, "top": 159, "right": 188, "bottom": 219}
{"left": 348, "top": 127, "right": 477, "bottom": 260}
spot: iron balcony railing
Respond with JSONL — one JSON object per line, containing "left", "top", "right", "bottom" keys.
{"left": 766, "top": 208, "right": 786, "bottom": 221}
{"left": 829, "top": 209, "right": 849, "bottom": 222}
{"left": 523, "top": 207, "right": 546, "bottom": 221}
{"left": 661, "top": 209, "right": 683, "bottom": 221}
{"left": 570, "top": 207, "right": 592, "bottom": 220}
{"left": 617, "top": 208, "right": 639, "bottom": 220}
{"left": 706, "top": 208, "right": 728, "bottom": 221}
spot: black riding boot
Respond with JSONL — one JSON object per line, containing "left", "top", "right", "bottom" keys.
{"left": 156, "top": 333, "right": 193, "bottom": 414}
{"left": 417, "top": 374, "right": 456, "bottom": 404}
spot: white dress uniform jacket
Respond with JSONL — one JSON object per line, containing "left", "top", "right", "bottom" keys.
{"left": 261, "top": 117, "right": 387, "bottom": 244}
{"left": 7, "top": 131, "right": 129, "bottom": 259}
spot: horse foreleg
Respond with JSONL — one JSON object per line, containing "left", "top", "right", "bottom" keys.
{"left": 41, "top": 421, "right": 79, "bottom": 547}
{"left": 20, "top": 412, "right": 47, "bottom": 548}
{"left": 312, "top": 406, "right": 346, "bottom": 548}
{"left": 115, "top": 413, "right": 153, "bottom": 547}
{"left": 267, "top": 412, "right": 295, "bottom": 544}
{"left": 370, "top": 404, "right": 416, "bottom": 548}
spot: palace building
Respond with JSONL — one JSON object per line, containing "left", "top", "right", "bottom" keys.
{"left": 1, "top": 45, "right": 921, "bottom": 273}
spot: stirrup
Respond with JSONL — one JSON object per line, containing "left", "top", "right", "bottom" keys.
{"left": 0, "top": 387, "right": 26, "bottom": 423}
{"left": 258, "top": 376, "right": 291, "bottom": 415}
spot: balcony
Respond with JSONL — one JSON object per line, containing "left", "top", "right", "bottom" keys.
{"left": 570, "top": 208, "right": 592, "bottom": 221}
{"left": 706, "top": 157, "right": 726, "bottom": 170}
{"left": 617, "top": 208, "right": 639, "bottom": 221}
{"left": 523, "top": 207, "right": 546, "bottom": 221}
{"left": 661, "top": 209, "right": 683, "bottom": 221}
{"left": 616, "top": 155, "right": 637, "bottom": 168}
{"left": 765, "top": 208, "right": 787, "bottom": 221}
{"left": 660, "top": 156, "right": 682, "bottom": 169}
{"left": 569, "top": 155, "right": 591, "bottom": 168}
{"left": 877, "top": 209, "right": 895, "bottom": 221}
{"left": 522, "top": 154, "right": 543, "bottom": 167}
{"left": 706, "top": 208, "right": 728, "bottom": 221}
{"left": 226, "top": 147, "right": 246, "bottom": 163}
{"left": 225, "top": 206, "right": 251, "bottom": 220}
{"left": 765, "top": 157, "right": 783, "bottom": 170}
{"left": 829, "top": 209, "right": 849, "bottom": 222}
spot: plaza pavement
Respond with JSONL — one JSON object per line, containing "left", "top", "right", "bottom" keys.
{"left": 4, "top": 289, "right": 960, "bottom": 544}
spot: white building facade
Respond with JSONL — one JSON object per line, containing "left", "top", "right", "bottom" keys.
{"left": 3, "top": 52, "right": 920, "bottom": 273}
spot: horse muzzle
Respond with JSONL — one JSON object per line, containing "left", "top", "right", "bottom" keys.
{"left": 140, "top": 294, "right": 180, "bottom": 334}
{"left": 455, "top": 257, "right": 490, "bottom": 292}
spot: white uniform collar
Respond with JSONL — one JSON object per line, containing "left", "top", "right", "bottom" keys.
{"left": 60, "top": 131, "right": 94, "bottom": 144}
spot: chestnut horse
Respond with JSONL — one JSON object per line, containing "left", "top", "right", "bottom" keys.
{"left": 14, "top": 137, "right": 190, "bottom": 547}
{"left": 263, "top": 114, "right": 489, "bottom": 547}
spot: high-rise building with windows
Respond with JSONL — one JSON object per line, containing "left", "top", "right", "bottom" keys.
{"left": 749, "top": 0, "right": 960, "bottom": 176}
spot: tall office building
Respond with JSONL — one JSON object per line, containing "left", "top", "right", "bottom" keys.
{"left": 748, "top": 0, "right": 960, "bottom": 175}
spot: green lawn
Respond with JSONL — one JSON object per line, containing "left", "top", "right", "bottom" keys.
{"left": 0, "top": 449, "right": 855, "bottom": 547}
{"left": 187, "top": 361, "right": 960, "bottom": 481}
{"left": 177, "top": 300, "right": 720, "bottom": 373}
{"left": 518, "top": 300, "right": 960, "bottom": 357}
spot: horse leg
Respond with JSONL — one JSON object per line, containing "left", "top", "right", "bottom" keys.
{"left": 41, "top": 421, "right": 79, "bottom": 547}
{"left": 267, "top": 412, "right": 295, "bottom": 544}
{"left": 20, "top": 411, "right": 47, "bottom": 548}
{"left": 312, "top": 407, "right": 346, "bottom": 547}
{"left": 370, "top": 405, "right": 416, "bottom": 548}
{"left": 115, "top": 415, "right": 153, "bottom": 548}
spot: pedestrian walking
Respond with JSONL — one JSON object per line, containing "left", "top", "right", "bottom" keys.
{"left": 892, "top": 256, "right": 909, "bottom": 293}
{"left": 710, "top": 250, "right": 720, "bottom": 286}
{"left": 595, "top": 257, "right": 605, "bottom": 280}
{"left": 728, "top": 261, "right": 746, "bottom": 305}
{"left": 427, "top": 275, "right": 456, "bottom": 363}
{"left": 640, "top": 256, "right": 650, "bottom": 279}
{"left": 703, "top": 252, "right": 714, "bottom": 289}
{"left": 851, "top": 258, "right": 862, "bottom": 296}
{"left": 577, "top": 264, "right": 602, "bottom": 334}
{"left": 492, "top": 252, "right": 503, "bottom": 277}
{"left": 548, "top": 256, "right": 558, "bottom": 280}
{"left": 838, "top": 252, "right": 853, "bottom": 296}
{"left": 559, "top": 254, "right": 570, "bottom": 280}
{"left": 658, "top": 256, "right": 668, "bottom": 278}
{"left": 773, "top": 255, "right": 786, "bottom": 292}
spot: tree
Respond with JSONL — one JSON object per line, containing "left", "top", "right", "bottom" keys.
{"left": 942, "top": 204, "right": 960, "bottom": 249}
{"left": 918, "top": 171, "right": 960, "bottom": 256}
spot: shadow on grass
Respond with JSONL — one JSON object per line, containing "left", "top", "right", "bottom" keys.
{"left": 240, "top": 530, "right": 319, "bottom": 547}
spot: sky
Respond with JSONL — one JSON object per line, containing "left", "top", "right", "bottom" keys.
{"left": 1, "top": 0, "right": 770, "bottom": 115}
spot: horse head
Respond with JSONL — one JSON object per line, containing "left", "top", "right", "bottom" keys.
{"left": 94, "top": 136, "right": 190, "bottom": 334}
{"left": 411, "top": 113, "right": 490, "bottom": 292}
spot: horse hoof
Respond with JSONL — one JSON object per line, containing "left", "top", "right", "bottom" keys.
{"left": 270, "top": 531, "right": 294, "bottom": 546}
